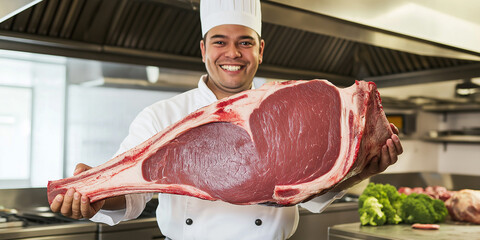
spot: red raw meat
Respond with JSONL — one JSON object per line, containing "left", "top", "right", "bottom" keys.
{"left": 445, "top": 189, "right": 480, "bottom": 224}
{"left": 398, "top": 186, "right": 454, "bottom": 201}
{"left": 398, "top": 187, "right": 413, "bottom": 195}
{"left": 411, "top": 223, "right": 440, "bottom": 230}
{"left": 47, "top": 80, "right": 393, "bottom": 206}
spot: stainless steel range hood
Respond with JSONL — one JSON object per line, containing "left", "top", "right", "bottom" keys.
{"left": 0, "top": 0, "right": 479, "bottom": 88}
{"left": 67, "top": 59, "right": 203, "bottom": 92}
{"left": 0, "top": 0, "right": 42, "bottom": 23}
{"left": 267, "top": 0, "right": 480, "bottom": 59}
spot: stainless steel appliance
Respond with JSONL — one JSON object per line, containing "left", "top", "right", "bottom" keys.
{"left": 1, "top": 188, "right": 361, "bottom": 240}
{"left": 0, "top": 188, "right": 165, "bottom": 240}
{"left": 97, "top": 198, "right": 164, "bottom": 240}
{"left": 0, "top": 188, "right": 97, "bottom": 239}
{"left": 0, "top": 211, "right": 97, "bottom": 240}
{"left": 98, "top": 218, "right": 164, "bottom": 240}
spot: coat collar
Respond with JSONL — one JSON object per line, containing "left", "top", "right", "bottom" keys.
{"left": 197, "top": 74, "right": 256, "bottom": 104}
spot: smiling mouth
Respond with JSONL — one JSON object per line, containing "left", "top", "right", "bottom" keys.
{"left": 220, "top": 65, "right": 242, "bottom": 72}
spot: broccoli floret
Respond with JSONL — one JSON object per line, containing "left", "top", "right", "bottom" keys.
{"left": 392, "top": 193, "right": 407, "bottom": 218}
{"left": 359, "top": 197, "right": 387, "bottom": 226}
{"left": 400, "top": 193, "right": 448, "bottom": 224}
{"left": 431, "top": 197, "right": 449, "bottom": 222}
{"left": 359, "top": 184, "right": 449, "bottom": 225}
{"left": 392, "top": 193, "right": 406, "bottom": 211}
{"left": 358, "top": 183, "right": 402, "bottom": 225}
{"left": 358, "top": 183, "right": 387, "bottom": 206}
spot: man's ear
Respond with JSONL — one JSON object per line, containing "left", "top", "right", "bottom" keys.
{"left": 258, "top": 39, "right": 265, "bottom": 64}
{"left": 200, "top": 39, "right": 206, "bottom": 63}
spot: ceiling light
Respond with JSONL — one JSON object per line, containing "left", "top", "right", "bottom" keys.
{"left": 455, "top": 79, "right": 480, "bottom": 97}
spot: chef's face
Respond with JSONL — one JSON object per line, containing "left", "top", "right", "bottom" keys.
{"left": 200, "top": 24, "right": 265, "bottom": 99}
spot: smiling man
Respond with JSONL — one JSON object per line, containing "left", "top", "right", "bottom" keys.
{"left": 201, "top": 24, "right": 265, "bottom": 99}
{"left": 50, "top": 0, "right": 403, "bottom": 239}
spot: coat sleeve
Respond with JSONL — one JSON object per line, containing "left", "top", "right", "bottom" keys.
{"left": 298, "top": 190, "right": 347, "bottom": 213}
{"left": 90, "top": 193, "right": 154, "bottom": 226}
{"left": 89, "top": 107, "right": 163, "bottom": 225}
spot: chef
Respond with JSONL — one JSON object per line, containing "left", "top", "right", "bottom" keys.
{"left": 50, "top": 0, "right": 403, "bottom": 239}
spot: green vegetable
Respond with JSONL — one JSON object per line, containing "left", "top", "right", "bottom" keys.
{"left": 359, "top": 196, "right": 386, "bottom": 226}
{"left": 358, "top": 183, "right": 449, "bottom": 226}
{"left": 358, "top": 183, "right": 402, "bottom": 225}
{"left": 399, "top": 193, "right": 448, "bottom": 224}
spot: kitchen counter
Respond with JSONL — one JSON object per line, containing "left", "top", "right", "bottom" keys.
{"left": 0, "top": 217, "right": 163, "bottom": 240}
{"left": 0, "top": 221, "right": 98, "bottom": 240}
{"left": 329, "top": 221, "right": 480, "bottom": 240}
{"left": 289, "top": 202, "right": 359, "bottom": 240}
{"left": 98, "top": 217, "right": 164, "bottom": 240}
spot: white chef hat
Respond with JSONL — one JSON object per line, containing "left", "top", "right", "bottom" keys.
{"left": 200, "top": 0, "right": 262, "bottom": 37}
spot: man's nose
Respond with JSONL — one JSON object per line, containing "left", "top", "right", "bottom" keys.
{"left": 224, "top": 44, "right": 241, "bottom": 58}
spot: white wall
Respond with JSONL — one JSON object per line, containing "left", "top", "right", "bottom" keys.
{"left": 66, "top": 86, "right": 180, "bottom": 177}
{"left": 378, "top": 79, "right": 480, "bottom": 176}
{"left": 0, "top": 53, "right": 66, "bottom": 188}
{"left": 437, "top": 111, "right": 480, "bottom": 175}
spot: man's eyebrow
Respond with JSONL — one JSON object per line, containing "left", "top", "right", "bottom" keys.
{"left": 209, "top": 35, "right": 255, "bottom": 40}
{"left": 238, "top": 35, "right": 255, "bottom": 40}
{"left": 209, "top": 34, "right": 226, "bottom": 39}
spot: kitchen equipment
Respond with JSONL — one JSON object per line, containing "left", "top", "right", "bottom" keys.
{"left": 0, "top": 222, "right": 97, "bottom": 240}
{"left": 385, "top": 112, "right": 416, "bottom": 135}
{"left": 0, "top": 217, "right": 24, "bottom": 229}
{"left": 0, "top": 212, "right": 97, "bottom": 240}
{"left": 0, "top": 188, "right": 164, "bottom": 240}
{"left": 369, "top": 172, "right": 480, "bottom": 191}
{"left": 98, "top": 218, "right": 164, "bottom": 240}
{"left": 97, "top": 197, "right": 164, "bottom": 240}
{"left": 0, "top": 204, "right": 97, "bottom": 239}
{"left": 0, "top": 208, "right": 25, "bottom": 229}
{"left": 0, "top": 204, "right": 163, "bottom": 240}
{"left": 455, "top": 79, "right": 480, "bottom": 98}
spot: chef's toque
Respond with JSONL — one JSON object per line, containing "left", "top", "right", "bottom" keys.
{"left": 200, "top": 0, "right": 262, "bottom": 37}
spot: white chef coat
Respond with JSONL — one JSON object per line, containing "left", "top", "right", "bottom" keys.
{"left": 90, "top": 75, "right": 345, "bottom": 240}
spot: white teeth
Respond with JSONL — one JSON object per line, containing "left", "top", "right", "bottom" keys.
{"left": 221, "top": 65, "right": 241, "bottom": 71}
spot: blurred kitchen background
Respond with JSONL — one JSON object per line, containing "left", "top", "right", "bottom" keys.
{"left": 0, "top": 0, "right": 479, "bottom": 239}
{"left": 1, "top": 0, "right": 479, "bottom": 189}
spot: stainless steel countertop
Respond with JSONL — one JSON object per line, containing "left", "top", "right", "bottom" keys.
{"left": 0, "top": 202, "right": 357, "bottom": 240}
{"left": 329, "top": 221, "right": 480, "bottom": 240}
{"left": 0, "top": 221, "right": 97, "bottom": 240}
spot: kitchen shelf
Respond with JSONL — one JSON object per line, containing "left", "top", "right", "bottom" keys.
{"left": 421, "top": 103, "right": 480, "bottom": 113}
{"left": 406, "top": 98, "right": 480, "bottom": 148}
{"left": 423, "top": 135, "right": 480, "bottom": 144}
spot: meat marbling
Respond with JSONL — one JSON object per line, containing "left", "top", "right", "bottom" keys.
{"left": 47, "top": 80, "right": 393, "bottom": 206}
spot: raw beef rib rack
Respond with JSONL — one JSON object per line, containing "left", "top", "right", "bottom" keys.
{"left": 48, "top": 79, "right": 393, "bottom": 206}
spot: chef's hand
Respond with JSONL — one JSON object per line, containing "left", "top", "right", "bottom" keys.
{"left": 333, "top": 123, "right": 403, "bottom": 191}
{"left": 50, "top": 163, "right": 105, "bottom": 219}
{"left": 357, "top": 123, "right": 403, "bottom": 180}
